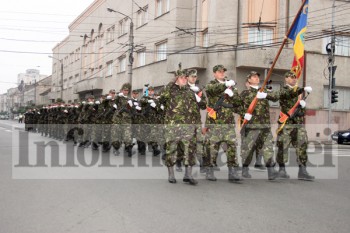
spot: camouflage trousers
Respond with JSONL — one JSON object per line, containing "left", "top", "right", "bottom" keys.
{"left": 240, "top": 128, "right": 275, "bottom": 166}
{"left": 111, "top": 124, "right": 133, "bottom": 149}
{"left": 164, "top": 125, "right": 197, "bottom": 167}
{"left": 203, "top": 124, "right": 239, "bottom": 168}
{"left": 176, "top": 126, "right": 204, "bottom": 164}
{"left": 91, "top": 124, "right": 103, "bottom": 143}
{"left": 276, "top": 125, "right": 308, "bottom": 166}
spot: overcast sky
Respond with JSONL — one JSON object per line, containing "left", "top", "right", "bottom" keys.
{"left": 0, "top": 0, "right": 94, "bottom": 94}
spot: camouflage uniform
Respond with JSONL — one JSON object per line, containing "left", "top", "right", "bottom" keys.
{"left": 159, "top": 82, "right": 199, "bottom": 167}
{"left": 240, "top": 87, "right": 279, "bottom": 167}
{"left": 111, "top": 83, "right": 134, "bottom": 155}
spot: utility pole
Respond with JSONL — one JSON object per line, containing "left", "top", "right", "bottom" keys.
{"left": 327, "top": 0, "right": 336, "bottom": 141}
{"left": 107, "top": 7, "right": 134, "bottom": 89}
{"left": 60, "top": 61, "right": 64, "bottom": 100}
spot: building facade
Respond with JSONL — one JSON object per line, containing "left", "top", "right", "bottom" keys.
{"left": 50, "top": 0, "right": 350, "bottom": 139}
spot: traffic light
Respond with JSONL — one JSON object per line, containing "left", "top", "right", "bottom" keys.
{"left": 331, "top": 90, "right": 338, "bottom": 103}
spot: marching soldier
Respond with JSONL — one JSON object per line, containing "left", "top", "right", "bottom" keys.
{"left": 111, "top": 83, "right": 134, "bottom": 157}
{"left": 130, "top": 90, "right": 146, "bottom": 155}
{"left": 101, "top": 90, "right": 117, "bottom": 152}
{"left": 276, "top": 71, "right": 314, "bottom": 180}
{"left": 203, "top": 65, "right": 242, "bottom": 182}
{"left": 240, "top": 71, "right": 279, "bottom": 180}
{"left": 159, "top": 65, "right": 200, "bottom": 185}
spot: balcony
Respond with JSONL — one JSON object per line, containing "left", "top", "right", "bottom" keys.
{"left": 167, "top": 49, "right": 208, "bottom": 72}
{"left": 236, "top": 47, "right": 294, "bottom": 70}
{"left": 74, "top": 76, "right": 104, "bottom": 94}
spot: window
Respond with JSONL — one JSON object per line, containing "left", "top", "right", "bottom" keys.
{"left": 248, "top": 28, "right": 273, "bottom": 45}
{"left": 106, "top": 61, "right": 113, "bottom": 77}
{"left": 156, "top": 0, "right": 170, "bottom": 17}
{"left": 119, "top": 56, "right": 126, "bottom": 72}
{"left": 137, "top": 5, "right": 148, "bottom": 27}
{"left": 106, "top": 26, "right": 115, "bottom": 43}
{"left": 137, "top": 50, "right": 146, "bottom": 67}
{"left": 119, "top": 18, "right": 129, "bottom": 36}
{"left": 155, "top": 41, "right": 167, "bottom": 61}
{"left": 75, "top": 48, "right": 80, "bottom": 61}
{"left": 202, "top": 29, "right": 209, "bottom": 47}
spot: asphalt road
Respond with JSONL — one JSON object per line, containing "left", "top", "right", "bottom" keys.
{"left": 1, "top": 120, "right": 350, "bottom": 233}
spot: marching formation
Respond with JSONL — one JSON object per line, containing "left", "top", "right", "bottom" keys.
{"left": 22, "top": 64, "right": 315, "bottom": 185}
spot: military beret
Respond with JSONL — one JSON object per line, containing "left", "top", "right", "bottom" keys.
{"left": 213, "top": 65, "right": 227, "bottom": 73}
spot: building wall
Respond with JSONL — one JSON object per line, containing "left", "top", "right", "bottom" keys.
{"left": 51, "top": 0, "right": 350, "bottom": 130}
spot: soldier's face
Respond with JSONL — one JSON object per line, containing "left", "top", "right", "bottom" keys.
{"left": 122, "top": 89, "right": 129, "bottom": 96}
{"left": 214, "top": 70, "right": 225, "bottom": 81}
{"left": 248, "top": 75, "right": 260, "bottom": 86}
{"left": 188, "top": 76, "right": 197, "bottom": 85}
{"left": 176, "top": 76, "right": 188, "bottom": 86}
{"left": 110, "top": 92, "right": 116, "bottom": 98}
{"left": 149, "top": 90, "right": 154, "bottom": 96}
{"left": 132, "top": 93, "right": 138, "bottom": 98}
{"left": 285, "top": 75, "right": 297, "bottom": 86}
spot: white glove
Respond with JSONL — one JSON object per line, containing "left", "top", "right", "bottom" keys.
{"left": 150, "top": 102, "right": 156, "bottom": 108}
{"left": 127, "top": 100, "right": 133, "bottom": 107}
{"left": 244, "top": 113, "right": 252, "bottom": 121}
{"left": 299, "top": 100, "right": 306, "bottom": 108}
{"left": 61, "top": 105, "right": 65, "bottom": 107}
{"left": 75, "top": 105, "right": 79, "bottom": 108}
{"left": 88, "top": 101, "right": 94, "bottom": 105}
{"left": 82, "top": 101, "right": 86, "bottom": 104}
{"left": 133, "top": 102, "right": 139, "bottom": 106}
{"left": 135, "top": 106, "right": 141, "bottom": 111}
{"left": 147, "top": 99, "right": 155, "bottom": 104}
{"left": 37, "top": 112, "right": 41, "bottom": 115}
{"left": 160, "top": 104, "right": 164, "bottom": 110}
{"left": 224, "top": 88, "right": 233, "bottom": 97}
{"left": 106, "top": 95, "right": 112, "bottom": 100}
{"left": 190, "top": 86, "right": 200, "bottom": 93}
{"left": 113, "top": 104, "right": 117, "bottom": 109}
{"left": 118, "top": 92, "right": 124, "bottom": 97}
{"left": 64, "top": 110, "right": 68, "bottom": 113}
{"left": 95, "top": 101, "right": 100, "bottom": 104}
{"left": 225, "top": 80, "right": 236, "bottom": 87}
{"left": 195, "top": 94, "right": 201, "bottom": 103}
{"left": 304, "top": 86, "right": 312, "bottom": 93}
{"left": 256, "top": 91, "right": 267, "bottom": 99}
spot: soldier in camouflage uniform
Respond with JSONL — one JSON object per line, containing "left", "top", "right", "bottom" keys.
{"left": 159, "top": 65, "right": 201, "bottom": 185}
{"left": 203, "top": 65, "right": 243, "bottom": 182}
{"left": 91, "top": 95, "right": 105, "bottom": 150}
{"left": 111, "top": 83, "right": 134, "bottom": 157}
{"left": 175, "top": 69, "right": 207, "bottom": 172}
{"left": 101, "top": 90, "right": 117, "bottom": 152}
{"left": 240, "top": 71, "right": 279, "bottom": 180}
{"left": 130, "top": 90, "right": 146, "bottom": 155}
{"left": 276, "top": 71, "right": 314, "bottom": 180}
{"left": 140, "top": 86, "right": 162, "bottom": 156}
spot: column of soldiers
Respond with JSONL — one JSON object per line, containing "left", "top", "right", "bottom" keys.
{"left": 23, "top": 64, "right": 314, "bottom": 185}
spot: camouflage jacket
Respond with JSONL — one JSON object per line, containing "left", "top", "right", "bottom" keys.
{"left": 279, "top": 86, "right": 305, "bottom": 125}
{"left": 112, "top": 95, "right": 132, "bottom": 124}
{"left": 140, "top": 95, "right": 162, "bottom": 124}
{"left": 205, "top": 79, "right": 243, "bottom": 124}
{"left": 159, "top": 82, "right": 201, "bottom": 125}
{"left": 240, "top": 87, "right": 279, "bottom": 127}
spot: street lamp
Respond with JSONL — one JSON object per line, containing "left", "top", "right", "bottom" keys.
{"left": 107, "top": 7, "right": 134, "bottom": 88}
{"left": 48, "top": 55, "right": 64, "bottom": 101}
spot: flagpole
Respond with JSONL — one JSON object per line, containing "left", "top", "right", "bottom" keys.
{"left": 240, "top": 0, "right": 308, "bottom": 132}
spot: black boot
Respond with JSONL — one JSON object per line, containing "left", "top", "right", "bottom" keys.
{"left": 205, "top": 167, "right": 217, "bottom": 181}
{"left": 84, "top": 141, "right": 91, "bottom": 148}
{"left": 267, "top": 165, "right": 278, "bottom": 180}
{"left": 228, "top": 167, "right": 242, "bottom": 182}
{"left": 168, "top": 166, "right": 176, "bottom": 183}
{"left": 152, "top": 145, "right": 160, "bottom": 157}
{"left": 125, "top": 145, "right": 133, "bottom": 157}
{"left": 78, "top": 141, "right": 87, "bottom": 147}
{"left": 298, "top": 165, "right": 315, "bottom": 181}
{"left": 176, "top": 160, "right": 183, "bottom": 172}
{"left": 102, "top": 142, "right": 111, "bottom": 152}
{"left": 278, "top": 164, "right": 290, "bottom": 179}
{"left": 91, "top": 142, "right": 99, "bottom": 150}
{"left": 242, "top": 166, "right": 252, "bottom": 178}
{"left": 183, "top": 166, "right": 198, "bottom": 185}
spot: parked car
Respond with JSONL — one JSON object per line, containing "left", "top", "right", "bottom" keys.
{"left": 331, "top": 128, "right": 350, "bottom": 144}
{"left": 0, "top": 115, "right": 9, "bottom": 120}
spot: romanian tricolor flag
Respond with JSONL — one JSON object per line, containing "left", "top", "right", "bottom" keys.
{"left": 288, "top": 0, "right": 309, "bottom": 79}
